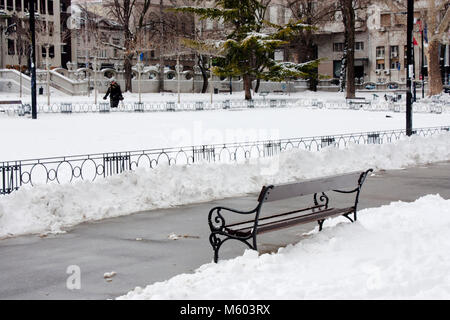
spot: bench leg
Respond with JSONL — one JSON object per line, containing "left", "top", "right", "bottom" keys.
{"left": 209, "top": 233, "right": 223, "bottom": 263}
{"left": 318, "top": 219, "right": 325, "bottom": 231}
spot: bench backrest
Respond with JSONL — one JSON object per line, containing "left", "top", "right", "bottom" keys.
{"left": 258, "top": 171, "right": 362, "bottom": 203}
{"left": 0, "top": 100, "right": 22, "bottom": 105}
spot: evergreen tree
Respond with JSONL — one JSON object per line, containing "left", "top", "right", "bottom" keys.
{"left": 174, "top": 0, "right": 319, "bottom": 100}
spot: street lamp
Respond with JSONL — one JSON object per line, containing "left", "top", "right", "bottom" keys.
{"left": 27, "top": 1, "right": 38, "bottom": 119}
{"left": 406, "top": 0, "right": 413, "bottom": 136}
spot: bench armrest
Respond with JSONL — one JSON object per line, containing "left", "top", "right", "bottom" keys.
{"left": 208, "top": 206, "right": 258, "bottom": 232}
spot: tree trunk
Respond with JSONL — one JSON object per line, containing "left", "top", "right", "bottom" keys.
{"left": 124, "top": 54, "right": 133, "bottom": 92}
{"left": 340, "top": 0, "right": 355, "bottom": 98}
{"left": 198, "top": 56, "right": 208, "bottom": 93}
{"left": 339, "top": 43, "right": 347, "bottom": 92}
{"left": 243, "top": 74, "right": 252, "bottom": 100}
{"left": 255, "top": 78, "right": 260, "bottom": 93}
{"left": 428, "top": 40, "right": 443, "bottom": 96}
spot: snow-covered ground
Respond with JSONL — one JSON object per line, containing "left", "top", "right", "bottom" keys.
{"left": 0, "top": 132, "right": 449, "bottom": 239}
{"left": 118, "top": 194, "right": 450, "bottom": 300}
{"left": 1, "top": 91, "right": 450, "bottom": 160}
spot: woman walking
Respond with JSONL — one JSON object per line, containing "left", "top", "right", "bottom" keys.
{"left": 103, "top": 78, "right": 123, "bottom": 108}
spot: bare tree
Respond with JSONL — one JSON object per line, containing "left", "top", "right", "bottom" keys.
{"left": 103, "top": 0, "right": 153, "bottom": 92}
{"left": 337, "top": 0, "right": 369, "bottom": 98}
{"left": 285, "top": 0, "right": 336, "bottom": 91}
{"left": 426, "top": 0, "right": 449, "bottom": 95}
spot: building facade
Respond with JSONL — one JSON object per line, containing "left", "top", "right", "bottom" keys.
{"left": 0, "top": 0, "right": 70, "bottom": 71}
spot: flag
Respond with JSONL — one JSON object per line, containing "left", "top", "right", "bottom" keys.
{"left": 413, "top": 37, "right": 418, "bottom": 46}
{"left": 417, "top": 19, "right": 422, "bottom": 32}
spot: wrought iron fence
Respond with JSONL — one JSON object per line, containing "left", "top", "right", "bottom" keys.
{"left": 7, "top": 98, "right": 298, "bottom": 116}
{"left": 2, "top": 96, "right": 449, "bottom": 116}
{"left": 1, "top": 126, "right": 449, "bottom": 195}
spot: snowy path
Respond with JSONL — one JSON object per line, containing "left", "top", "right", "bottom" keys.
{"left": 0, "top": 162, "right": 449, "bottom": 299}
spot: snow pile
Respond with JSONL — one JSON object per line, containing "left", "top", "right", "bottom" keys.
{"left": 0, "top": 132, "right": 449, "bottom": 238}
{"left": 118, "top": 194, "right": 450, "bottom": 300}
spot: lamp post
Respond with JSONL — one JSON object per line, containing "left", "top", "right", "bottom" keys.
{"left": 209, "top": 56, "right": 213, "bottom": 104}
{"left": 29, "top": 0, "right": 38, "bottom": 119}
{"left": 136, "top": 59, "right": 144, "bottom": 104}
{"left": 45, "top": 44, "right": 50, "bottom": 106}
{"left": 406, "top": 0, "right": 413, "bottom": 136}
{"left": 93, "top": 56, "right": 99, "bottom": 105}
{"left": 176, "top": 52, "right": 181, "bottom": 104}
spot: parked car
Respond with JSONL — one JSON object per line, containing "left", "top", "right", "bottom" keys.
{"left": 365, "top": 83, "right": 376, "bottom": 90}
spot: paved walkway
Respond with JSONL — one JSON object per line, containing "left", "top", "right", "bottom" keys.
{"left": 0, "top": 161, "right": 449, "bottom": 299}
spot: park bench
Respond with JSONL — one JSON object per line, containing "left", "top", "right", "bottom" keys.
{"left": 208, "top": 169, "right": 373, "bottom": 262}
{"left": 134, "top": 102, "right": 144, "bottom": 112}
{"left": 0, "top": 100, "right": 23, "bottom": 115}
{"left": 166, "top": 101, "right": 176, "bottom": 111}
{"left": 99, "top": 102, "right": 110, "bottom": 113}
{"left": 222, "top": 100, "right": 231, "bottom": 109}
{"left": 346, "top": 97, "right": 371, "bottom": 109}
{"left": 259, "top": 91, "right": 269, "bottom": 101}
{"left": 195, "top": 101, "right": 204, "bottom": 111}
{"left": 61, "top": 103, "right": 72, "bottom": 113}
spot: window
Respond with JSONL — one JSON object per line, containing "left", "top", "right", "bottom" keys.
{"left": 8, "top": 39, "right": 15, "bottom": 55}
{"left": 390, "top": 45, "right": 398, "bottom": 58}
{"left": 380, "top": 13, "right": 391, "bottom": 27}
{"left": 355, "top": 42, "right": 364, "bottom": 51}
{"left": 333, "top": 43, "right": 344, "bottom": 52}
{"left": 40, "top": 0, "right": 45, "bottom": 14}
{"left": 390, "top": 61, "right": 400, "bottom": 70}
{"left": 0, "top": 1, "right": 4, "bottom": 10}
{"left": 6, "top": 0, "right": 13, "bottom": 11}
{"left": 15, "top": 0, "right": 21, "bottom": 11}
{"left": 49, "top": 45, "right": 54, "bottom": 58}
{"left": 112, "top": 38, "right": 120, "bottom": 45}
{"left": 47, "top": 0, "right": 53, "bottom": 15}
{"left": 205, "top": 19, "right": 213, "bottom": 30}
{"left": 376, "top": 62, "right": 385, "bottom": 70}
{"left": 48, "top": 22, "right": 54, "bottom": 36}
{"left": 42, "top": 45, "right": 46, "bottom": 57}
{"left": 284, "top": 8, "right": 292, "bottom": 24}
{"left": 150, "top": 50, "right": 155, "bottom": 58}
{"left": 376, "top": 46, "right": 385, "bottom": 59}
{"left": 270, "top": 6, "right": 278, "bottom": 24}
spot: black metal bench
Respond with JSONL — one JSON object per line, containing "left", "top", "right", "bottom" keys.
{"left": 208, "top": 169, "right": 373, "bottom": 262}
{"left": 0, "top": 100, "right": 24, "bottom": 116}
{"left": 346, "top": 97, "right": 371, "bottom": 109}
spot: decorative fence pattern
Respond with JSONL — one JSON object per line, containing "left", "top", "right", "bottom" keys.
{"left": 1, "top": 126, "right": 449, "bottom": 195}
{"left": 7, "top": 98, "right": 297, "bottom": 116}
{"left": 2, "top": 95, "right": 448, "bottom": 117}
{"left": 297, "top": 97, "right": 450, "bottom": 114}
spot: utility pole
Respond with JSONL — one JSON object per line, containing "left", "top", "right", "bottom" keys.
{"left": 406, "top": 0, "right": 413, "bottom": 136}
{"left": 420, "top": 19, "right": 425, "bottom": 99}
{"left": 29, "top": 0, "right": 37, "bottom": 119}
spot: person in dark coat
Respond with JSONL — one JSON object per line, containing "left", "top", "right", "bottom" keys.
{"left": 103, "top": 78, "right": 123, "bottom": 108}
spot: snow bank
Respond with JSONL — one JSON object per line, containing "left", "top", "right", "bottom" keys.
{"left": 0, "top": 133, "right": 449, "bottom": 238}
{"left": 118, "top": 194, "right": 450, "bottom": 300}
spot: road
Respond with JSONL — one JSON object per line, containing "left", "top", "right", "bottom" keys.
{"left": 0, "top": 161, "right": 449, "bottom": 299}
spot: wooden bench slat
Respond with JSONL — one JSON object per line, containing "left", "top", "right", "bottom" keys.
{"left": 262, "top": 172, "right": 361, "bottom": 203}
{"left": 256, "top": 207, "right": 353, "bottom": 234}
{"left": 0, "top": 100, "right": 22, "bottom": 105}
{"left": 225, "top": 204, "right": 325, "bottom": 229}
